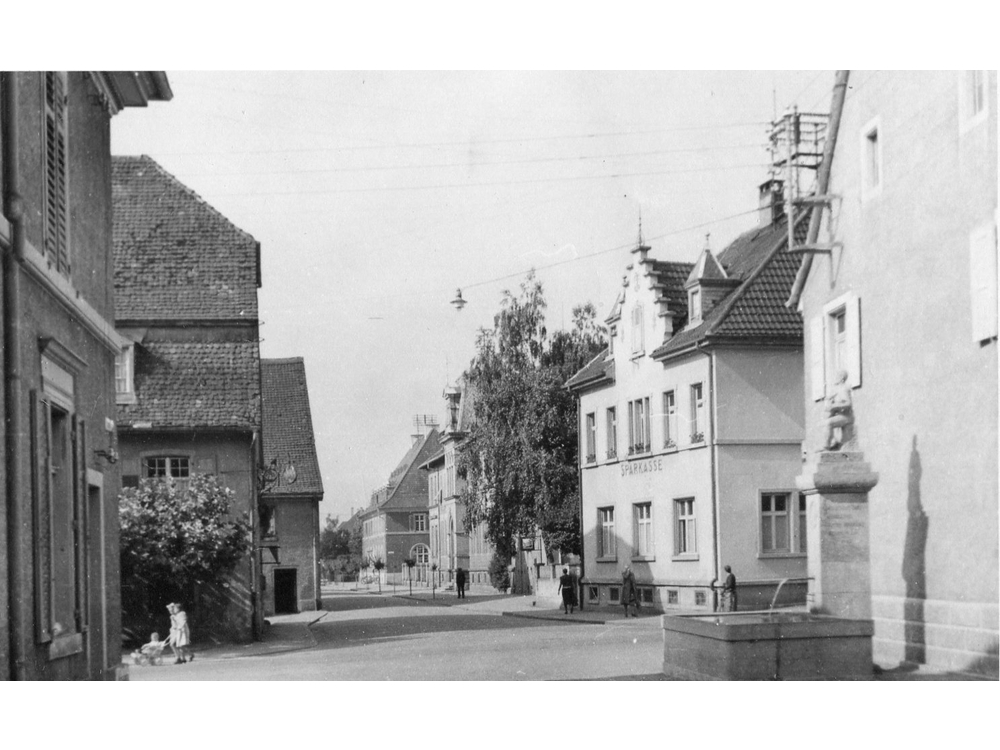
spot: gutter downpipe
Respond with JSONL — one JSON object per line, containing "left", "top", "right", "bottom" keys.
{"left": 575, "top": 391, "right": 585, "bottom": 611}
{"left": 786, "top": 70, "right": 851, "bottom": 310}
{"left": 705, "top": 344, "right": 721, "bottom": 609}
{"left": 2, "top": 71, "right": 25, "bottom": 681}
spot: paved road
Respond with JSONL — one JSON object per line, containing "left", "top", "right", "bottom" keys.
{"left": 132, "top": 592, "right": 665, "bottom": 681}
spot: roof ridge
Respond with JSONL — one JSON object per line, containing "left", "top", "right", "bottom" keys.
{"left": 113, "top": 155, "right": 259, "bottom": 247}
{"left": 704, "top": 212, "right": 809, "bottom": 338}
{"left": 262, "top": 357, "right": 305, "bottom": 366}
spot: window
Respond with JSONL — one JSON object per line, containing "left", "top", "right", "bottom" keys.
{"left": 115, "top": 344, "right": 136, "bottom": 404}
{"left": 260, "top": 504, "right": 277, "bottom": 539}
{"left": 411, "top": 544, "right": 429, "bottom": 565}
{"left": 609, "top": 586, "right": 620, "bottom": 602}
{"left": 690, "top": 383, "right": 705, "bottom": 443}
{"left": 606, "top": 407, "right": 617, "bottom": 460}
{"left": 585, "top": 412, "right": 596, "bottom": 464}
{"left": 640, "top": 587, "right": 654, "bottom": 604}
{"left": 695, "top": 590, "right": 707, "bottom": 606}
{"left": 631, "top": 305, "right": 644, "bottom": 355}
{"left": 44, "top": 72, "right": 69, "bottom": 275}
{"left": 674, "top": 498, "right": 696, "bottom": 556}
{"left": 588, "top": 585, "right": 600, "bottom": 603}
{"left": 970, "top": 220, "right": 998, "bottom": 344}
{"left": 689, "top": 288, "right": 701, "bottom": 323}
{"left": 633, "top": 502, "right": 653, "bottom": 558}
{"left": 860, "top": 117, "right": 882, "bottom": 200}
{"left": 410, "top": 513, "right": 427, "bottom": 532}
{"left": 598, "top": 507, "right": 616, "bottom": 559}
{"left": 662, "top": 390, "right": 677, "bottom": 447}
{"left": 627, "top": 397, "right": 650, "bottom": 454}
{"left": 761, "top": 492, "right": 807, "bottom": 555}
{"left": 144, "top": 456, "right": 190, "bottom": 489}
{"left": 811, "top": 293, "right": 862, "bottom": 400}
{"left": 667, "top": 589, "right": 678, "bottom": 605}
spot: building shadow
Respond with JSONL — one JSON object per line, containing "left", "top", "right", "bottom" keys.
{"left": 901, "top": 435, "right": 928, "bottom": 666}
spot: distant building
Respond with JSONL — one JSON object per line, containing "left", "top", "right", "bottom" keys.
{"left": 1, "top": 71, "right": 171, "bottom": 680}
{"left": 792, "top": 71, "right": 997, "bottom": 676}
{"left": 112, "top": 155, "right": 264, "bottom": 643}
{"left": 360, "top": 428, "right": 439, "bottom": 584}
{"left": 260, "top": 357, "right": 324, "bottom": 615}
{"left": 568, "top": 192, "right": 809, "bottom": 612}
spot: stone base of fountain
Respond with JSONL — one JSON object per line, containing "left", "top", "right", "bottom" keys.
{"left": 661, "top": 611, "right": 874, "bottom": 680}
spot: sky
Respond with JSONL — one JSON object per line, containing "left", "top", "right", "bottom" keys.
{"left": 110, "top": 70, "right": 838, "bottom": 525}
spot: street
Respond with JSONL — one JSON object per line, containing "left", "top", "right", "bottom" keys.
{"left": 131, "top": 589, "right": 665, "bottom": 681}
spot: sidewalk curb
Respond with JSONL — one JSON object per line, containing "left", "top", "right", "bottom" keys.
{"left": 196, "top": 611, "right": 329, "bottom": 661}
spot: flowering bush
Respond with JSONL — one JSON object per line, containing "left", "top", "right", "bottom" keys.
{"left": 119, "top": 474, "right": 251, "bottom": 637}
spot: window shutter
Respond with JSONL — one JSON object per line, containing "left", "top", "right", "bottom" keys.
{"left": 970, "top": 222, "right": 998, "bottom": 343}
{"left": 809, "top": 316, "right": 826, "bottom": 401}
{"left": 72, "top": 416, "right": 88, "bottom": 633}
{"left": 30, "top": 391, "right": 53, "bottom": 644}
{"left": 44, "top": 72, "right": 69, "bottom": 275}
{"left": 844, "top": 295, "right": 862, "bottom": 388}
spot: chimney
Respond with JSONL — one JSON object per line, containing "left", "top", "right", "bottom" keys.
{"left": 758, "top": 178, "right": 784, "bottom": 227}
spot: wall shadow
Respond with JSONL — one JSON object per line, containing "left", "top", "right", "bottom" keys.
{"left": 901, "top": 435, "right": 928, "bottom": 666}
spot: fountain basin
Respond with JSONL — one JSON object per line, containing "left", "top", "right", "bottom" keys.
{"left": 662, "top": 611, "right": 873, "bottom": 680}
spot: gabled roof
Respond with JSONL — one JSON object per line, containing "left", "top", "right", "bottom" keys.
{"left": 651, "top": 214, "right": 809, "bottom": 360}
{"left": 112, "top": 155, "right": 260, "bottom": 323}
{"left": 374, "top": 429, "right": 440, "bottom": 511}
{"left": 117, "top": 341, "right": 260, "bottom": 430}
{"left": 261, "top": 358, "right": 324, "bottom": 497}
{"left": 685, "top": 247, "right": 729, "bottom": 285}
{"left": 650, "top": 259, "right": 695, "bottom": 322}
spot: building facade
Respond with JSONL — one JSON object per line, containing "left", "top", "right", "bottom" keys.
{"left": 260, "top": 357, "right": 324, "bottom": 615}
{"left": 794, "top": 71, "right": 998, "bottom": 676}
{"left": 112, "top": 155, "right": 264, "bottom": 643}
{"left": 1, "top": 71, "right": 171, "bottom": 680}
{"left": 569, "top": 196, "right": 809, "bottom": 613}
{"left": 361, "top": 428, "right": 438, "bottom": 584}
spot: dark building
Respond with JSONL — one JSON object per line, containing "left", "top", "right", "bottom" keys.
{"left": 260, "top": 357, "right": 324, "bottom": 615}
{"left": 111, "top": 155, "right": 264, "bottom": 643}
{"left": 2, "top": 72, "right": 171, "bottom": 680}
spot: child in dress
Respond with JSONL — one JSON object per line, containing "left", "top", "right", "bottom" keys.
{"left": 167, "top": 603, "right": 194, "bottom": 664}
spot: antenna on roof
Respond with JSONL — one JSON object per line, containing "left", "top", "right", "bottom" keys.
{"left": 637, "top": 207, "right": 644, "bottom": 247}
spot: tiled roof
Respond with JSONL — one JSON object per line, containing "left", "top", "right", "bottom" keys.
{"left": 382, "top": 430, "right": 440, "bottom": 509}
{"left": 112, "top": 155, "right": 260, "bottom": 322}
{"left": 565, "top": 348, "right": 614, "bottom": 390}
{"left": 117, "top": 341, "right": 260, "bottom": 430}
{"left": 652, "top": 215, "right": 808, "bottom": 359}
{"left": 261, "top": 358, "right": 324, "bottom": 497}
{"left": 650, "top": 259, "right": 695, "bottom": 323}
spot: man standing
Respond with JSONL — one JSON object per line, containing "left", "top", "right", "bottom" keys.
{"left": 721, "top": 565, "right": 737, "bottom": 611}
{"left": 455, "top": 567, "right": 466, "bottom": 599}
{"left": 557, "top": 567, "right": 576, "bottom": 614}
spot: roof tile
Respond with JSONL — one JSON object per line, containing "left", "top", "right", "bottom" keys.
{"left": 261, "top": 358, "right": 324, "bottom": 496}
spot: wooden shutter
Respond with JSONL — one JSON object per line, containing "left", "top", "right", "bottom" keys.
{"left": 970, "top": 222, "right": 998, "bottom": 343}
{"left": 44, "top": 72, "right": 69, "bottom": 274}
{"left": 72, "top": 416, "right": 88, "bottom": 633}
{"left": 30, "top": 391, "right": 53, "bottom": 643}
{"left": 844, "top": 295, "right": 863, "bottom": 388}
{"left": 809, "top": 316, "right": 826, "bottom": 401}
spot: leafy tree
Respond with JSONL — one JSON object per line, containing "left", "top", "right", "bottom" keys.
{"left": 371, "top": 557, "right": 385, "bottom": 593}
{"left": 319, "top": 515, "right": 364, "bottom": 579}
{"left": 119, "top": 474, "right": 252, "bottom": 639}
{"left": 458, "top": 273, "right": 605, "bottom": 559}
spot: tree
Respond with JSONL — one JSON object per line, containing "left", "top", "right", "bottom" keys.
{"left": 458, "top": 273, "right": 605, "bottom": 559}
{"left": 319, "top": 515, "right": 363, "bottom": 580}
{"left": 119, "top": 474, "right": 252, "bottom": 638}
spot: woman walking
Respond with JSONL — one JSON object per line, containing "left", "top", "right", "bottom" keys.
{"left": 621, "top": 567, "right": 640, "bottom": 618}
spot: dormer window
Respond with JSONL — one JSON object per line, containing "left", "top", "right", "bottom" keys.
{"left": 689, "top": 289, "right": 701, "bottom": 323}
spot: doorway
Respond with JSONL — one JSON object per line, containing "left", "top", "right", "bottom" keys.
{"left": 273, "top": 568, "right": 298, "bottom": 614}
{"left": 86, "top": 473, "right": 106, "bottom": 678}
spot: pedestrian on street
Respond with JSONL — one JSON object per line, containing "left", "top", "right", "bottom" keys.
{"left": 455, "top": 567, "right": 466, "bottom": 599}
{"left": 721, "top": 565, "right": 738, "bottom": 612}
{"left": 557, "top": 567, "right": 576, "bottom": 614}
{"left": 621, "top": 566, "right": 640, "bottom": 618}
{"left": 167, "top": 602, "right": 193, "bottom": 664}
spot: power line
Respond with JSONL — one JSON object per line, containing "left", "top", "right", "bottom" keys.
{"left": 211, "top": 162, "right": 771, "bottom": 198}
{"left": 177, "top": 141, "right": 767, "bottom": 179}
{"left": 139, "top": 119, "right": 772, "bottom": 158}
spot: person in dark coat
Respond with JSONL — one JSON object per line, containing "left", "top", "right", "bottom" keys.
{"left": 455, "top": 567, "right": 466, "bottom": 599}
{"left": 557, "top": 567, "right": 576, "bottom": 614}
{"left": 621, "top": 567, "right": 640, "bottom": 618}
{"left": 721, "top": 565, "right": 737, "bottom": 611}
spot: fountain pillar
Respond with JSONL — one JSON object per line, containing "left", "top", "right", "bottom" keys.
{"left": 796, "top": 451, "right": 879, "bottom": 619}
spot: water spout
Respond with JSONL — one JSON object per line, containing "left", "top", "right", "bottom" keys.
{"left": 769, "top": 578, "right": 790, "bottom": 617}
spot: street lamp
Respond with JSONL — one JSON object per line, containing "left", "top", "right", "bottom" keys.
{"left": 450, "top": 288, "right": 467, "bottom": 311}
